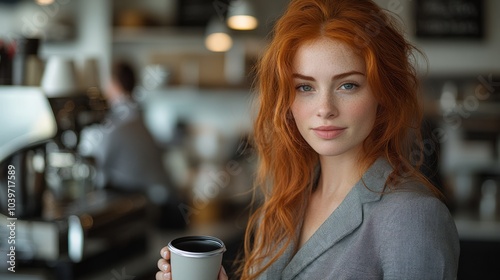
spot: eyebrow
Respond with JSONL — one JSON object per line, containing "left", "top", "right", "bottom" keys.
{"left": 292, "top": 70, "right": 365, "bottom": 81}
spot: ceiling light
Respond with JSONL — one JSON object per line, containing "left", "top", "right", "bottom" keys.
{"left": 205, "top": 17, "right": 233, "bottom": 52}
{"left": 35, "top": 0, "right": 55, "bottom": 5}
{"left": 227, "top": 0, "right": 258, "bottom": 31}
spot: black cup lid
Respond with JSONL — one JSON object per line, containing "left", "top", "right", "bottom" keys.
{"left": 167, "top": 235, "right": 226, "bottom": 258}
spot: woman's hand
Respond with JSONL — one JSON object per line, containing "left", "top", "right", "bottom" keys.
{"left": 155, "top": 246, "right": 172, "bottom": 280}
{"left": 155, "top": 246, "right": 229, "bottom": 280}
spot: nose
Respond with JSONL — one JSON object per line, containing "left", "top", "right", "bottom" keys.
{"left": 316, "top": 91, "right": 337, "bottom": 118}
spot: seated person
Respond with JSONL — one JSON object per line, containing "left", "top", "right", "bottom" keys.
{"left": 80, "top": 61, "right": 185, "bottom": 228}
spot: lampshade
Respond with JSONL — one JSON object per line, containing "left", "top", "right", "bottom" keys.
{"left": 227, "top": 0, "right": 258, "bottom": 31}
{"left": 41, "top": 56, "right": 80, "bottom": 97}
{"left": 205, "top": 17, "right": 233, "bottom": 52}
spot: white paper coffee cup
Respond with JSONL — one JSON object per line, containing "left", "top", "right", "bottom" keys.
{"left": 168, "top": 236, "right": 226, "bottom": 280}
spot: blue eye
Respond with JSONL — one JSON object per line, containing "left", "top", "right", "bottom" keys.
{"left": 339, "top": 83, "right": 358, "bottom": 90}
{"left": 296, "top": 84, "right": 314, "bottom": 92}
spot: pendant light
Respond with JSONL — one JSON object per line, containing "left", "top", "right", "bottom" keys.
{"left": 227, "top": 0, "right": 258, "bottom": 31}
{"left": 205, "top": 17, "right": 233, "bottom": 52}
{"left": 35, "top": 0, "right": 54, "bottom": 5}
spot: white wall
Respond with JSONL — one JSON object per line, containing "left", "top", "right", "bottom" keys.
{"left": 42, "top": 0, "right": 112, "bottom": 85}
{"left": 0, "top": 0, "right": 112, "bottom": 86}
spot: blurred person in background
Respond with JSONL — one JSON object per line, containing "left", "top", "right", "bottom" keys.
{"left": 80, "top": 60, "right": 185, "bottom": 229}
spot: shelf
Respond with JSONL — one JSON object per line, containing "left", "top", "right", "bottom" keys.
{"left": 454, "top": 214, "right": 500, "bottom": 241}
{"left": 112, "top": 26, "right": 205, "bottom": 44}
{"left": 446, "top": 161, "right": 500, "bottom": 175}
{"left": 112, "top": 26, "right": 266, "bottom": 52}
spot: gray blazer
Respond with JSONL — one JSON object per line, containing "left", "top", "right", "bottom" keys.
{"left": 258, "top": 158, "right": 460, "bottom": 280}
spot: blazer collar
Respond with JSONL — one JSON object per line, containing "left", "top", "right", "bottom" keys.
{"left": 280, "top": 158, "right": 393, "bottom": 279}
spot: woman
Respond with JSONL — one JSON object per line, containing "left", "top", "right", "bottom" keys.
{"left": 156, "top": 0, "right": 460, "bottom": 279}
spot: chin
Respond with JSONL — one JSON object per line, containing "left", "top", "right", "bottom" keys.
{"left": 310, "top": 144, "right": 362, "bottom": 159}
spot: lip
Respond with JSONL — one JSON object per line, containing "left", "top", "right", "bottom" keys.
{"left": 312, "top": 126, "right": 346, "bottom": 139}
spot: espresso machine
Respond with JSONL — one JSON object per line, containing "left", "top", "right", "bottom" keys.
{"left": 0, "top": 87, "right": 150, "bottom": 279}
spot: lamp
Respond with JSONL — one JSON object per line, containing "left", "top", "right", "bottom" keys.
{"left": 227, "top": 0, "right": 258, "bottom": 31}
{"left": 41, "top": 56, "right": 80, "bottom": 97}
{"left": 205, "top": 17, "right": 233, "bottom": 52}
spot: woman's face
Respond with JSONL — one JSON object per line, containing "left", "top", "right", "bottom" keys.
{"left": 291, "top": 37, "right": 378, "bottom": 160}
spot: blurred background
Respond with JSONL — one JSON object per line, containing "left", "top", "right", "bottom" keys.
{"left": 0, "top": 0, "right": 499, "bottom": 279}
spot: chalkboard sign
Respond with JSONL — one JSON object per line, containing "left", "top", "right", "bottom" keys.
{"left": 177, "top": 0, "right": 231, "bottom": 27}
{"left": 415, "top": 0, "right": 484, "bottom": 39}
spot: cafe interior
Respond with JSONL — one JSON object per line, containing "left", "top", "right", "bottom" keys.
{"left": 0, "top": 0, "right": 499, "bottom": 279}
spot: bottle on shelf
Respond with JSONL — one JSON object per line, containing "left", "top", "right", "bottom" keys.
{"left": 479, "top": 179, "right": 498, "bottom": 221}
{"left": 0, "top": 40, "right": 14, "bottom": 85}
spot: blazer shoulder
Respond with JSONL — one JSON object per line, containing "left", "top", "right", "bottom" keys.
{"left": 381, "top": 179, "right": 442, "bottom": 206}
{"left": 369, "top": 182, "right": 460, "bottom": 279}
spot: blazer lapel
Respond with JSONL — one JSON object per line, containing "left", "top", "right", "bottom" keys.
{"left": 258, "top": 243, "right": 294, "bottom": 280}
{"left": 282, "top": 158, "right": 391, "bottom": 279}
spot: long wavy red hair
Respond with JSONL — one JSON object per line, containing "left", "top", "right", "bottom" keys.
{"left": 240, "top": 0, "right": 438, "bottom": 278}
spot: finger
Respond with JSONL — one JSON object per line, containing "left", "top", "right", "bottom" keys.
{"left": 160, "top": 247, "right": 170, "bottom": 259}
{"left": 155, "top": 271, "right": 171, "bottom": 280}
{"left": 157, "top": 259, "right": 170, "bottom": 272}
{"left": 219, "top": 266, "right": 228, "bottom": 280}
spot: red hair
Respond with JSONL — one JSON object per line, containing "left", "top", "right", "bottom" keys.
{"left": 240, "top": 0, "right": 438, "bottom": 278}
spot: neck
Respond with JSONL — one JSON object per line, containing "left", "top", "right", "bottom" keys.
{"left": 316, "top": 152, "right": 363, "bottom": 198}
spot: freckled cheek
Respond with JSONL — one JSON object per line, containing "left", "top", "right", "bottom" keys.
{"left": 349, "top": 104, "right": 371, "bottom": 119}
{"left": 290, "top": 106, "right": 309, "bottom": 136}
{"left": 347, "top": 100, "right": 378, "bottom": 129}
{"left": 291, "top": 100, "right": 315, "bottom": 120}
